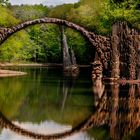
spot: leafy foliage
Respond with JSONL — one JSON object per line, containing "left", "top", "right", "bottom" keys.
{"left": 0, "top": 0, "right": 10, "bottom": 6}
{"left": 27, "top": 24, "right": 62, "bottom": 63}
{"left": 48, "top": 4, "right": 74, "bottom": 19}
{"left": 0, "top": 0, "right": 139, "bottom": 63}
{"left": 67, "top": 0, "right": 140, "bottom": 35}
{"left": 65, "top": 28, "right": 94, "bottom": 64}
{"left": 0, "top": 6, "right": 39, "bottom": 62}
{"left": 10, "top": 4, "right": 50, "bottom": 21}
{"left": 0, "top": 5, "right": 19, "bottom": 27}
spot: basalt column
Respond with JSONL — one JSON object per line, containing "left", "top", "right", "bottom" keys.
{"left": 61, "top": 26, "right": 79, "bottom": 74}
{"left": 111, "top": 24, "right": 120, "bottom": 79}
{"left": 61, "top": 26, "right": 72, "bottom": 69}
{"left": 111, "top": 22, "right": 140, "bottom": 80}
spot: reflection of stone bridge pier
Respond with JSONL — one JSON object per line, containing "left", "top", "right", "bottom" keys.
{"left": 92, "top": 82, "right": 140, "bottom": 140}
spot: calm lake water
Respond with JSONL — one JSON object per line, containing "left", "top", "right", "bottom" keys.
{"left": 0, "top": 67, "right": 140, "bottom": 140}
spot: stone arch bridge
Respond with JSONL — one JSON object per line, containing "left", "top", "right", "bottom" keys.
{"left": 0, "top": 17, "right": 139, "bottom": 80}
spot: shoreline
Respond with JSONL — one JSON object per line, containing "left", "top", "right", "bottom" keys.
{"left": 0, "top": 63, "right": 91, "bottom": 68}
{"left": 0, "top": 63, "right": 90, "bottom": 77}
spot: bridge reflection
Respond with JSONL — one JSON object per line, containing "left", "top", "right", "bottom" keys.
{"left": 0, "top": 81, "right": 140, "bottom": 140}
{"left": 92, "top": 80, "right": 140, "bottom": 140}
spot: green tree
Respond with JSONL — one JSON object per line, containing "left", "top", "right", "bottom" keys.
{"left": 48, "top": 4, "right": 74, "bottom": 19}
{"left": 1, "top": 0, "right": 139, "bottom": 64}
{"left": 0, "top": 6, "right": 39, "bottom": 62}
{"left": 106, "top": 0, "right": 140, "bottom": 29}
{"left": 0, "top": 5, "right": 19, "bottom": 27}
{"left": 0, "top": 0, "right": 10, "bottom": 6}
{"left": 65, "top": 28, "right": 93, "bottom": 64}
{"left": 66, "top": 0, "right": 140, "bottom": 35}
{"left": 10, "top": 4, "right": 50, "bottom": 21}
{"left": 27, "top": 24, "right": 62, "bottom": 63}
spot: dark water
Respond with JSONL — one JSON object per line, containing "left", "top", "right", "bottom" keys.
{"left": 0, "top": 67, "right": 140, "bottom": 140}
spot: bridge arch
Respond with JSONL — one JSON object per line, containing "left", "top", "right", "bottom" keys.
{"left": 0, "top": 17, "right": 110, "bottom": 68}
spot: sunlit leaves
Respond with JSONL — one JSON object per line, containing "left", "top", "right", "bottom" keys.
{"left": 0, "top": 6, "right": 19, "bottom": 26}
{"left": 10, "top": 5, "right": 50, "bottom": 21}
{"left": 0, "top": 31, "right": 36, "bottom": 62}
{"left": 27, "top": 24, "right": 62, "bottom": 63}
{"left": 67, "top": 0, "right": 140, "bottom": 34}
{"left": 0, "top": 0, "right": 139, "bottom": 63}
{"left": 0, "top": 0, "right": 10, "bottom": 6}
{"left": 48, "top": 4, "right": 74, "bottom": 19}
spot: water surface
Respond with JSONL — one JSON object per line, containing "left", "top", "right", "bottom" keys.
{"left": 0, "top": 67, "right": 140, "bottom": 140}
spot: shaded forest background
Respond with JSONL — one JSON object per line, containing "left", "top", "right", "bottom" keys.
{"left": 0, "top": 0, "right": 139, "bottom": 64}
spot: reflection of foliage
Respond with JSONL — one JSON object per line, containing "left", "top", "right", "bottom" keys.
{"left": 131, "top": 127, "right": 140, "bottom": 140}
{"left": 17, "top": 80, "right": 93, "bottom": 125}
{"left": 0, "top": 76, "right": 29, "bottom": 118}
{"left": 87, "top": 126, "right": 110, "bottom": 140}
{"left": 3, "top": 68, "right": 93, "bottom": 126}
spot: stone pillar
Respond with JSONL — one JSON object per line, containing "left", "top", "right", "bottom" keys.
{"left": 111, "top": 22, "right": 140, "bottom": 80}
{"left": 111, "top": 24, "right": 120, "bottom": 80}
{"left": 92, "top": 60, "right": 103, "bottom": 81}
{"left": 127, "top": 35, "right": 137, "bottom": 79}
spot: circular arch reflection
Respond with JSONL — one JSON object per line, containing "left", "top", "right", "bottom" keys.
{"left": 1, "top": 77, "right": 140, "bottom": 139}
